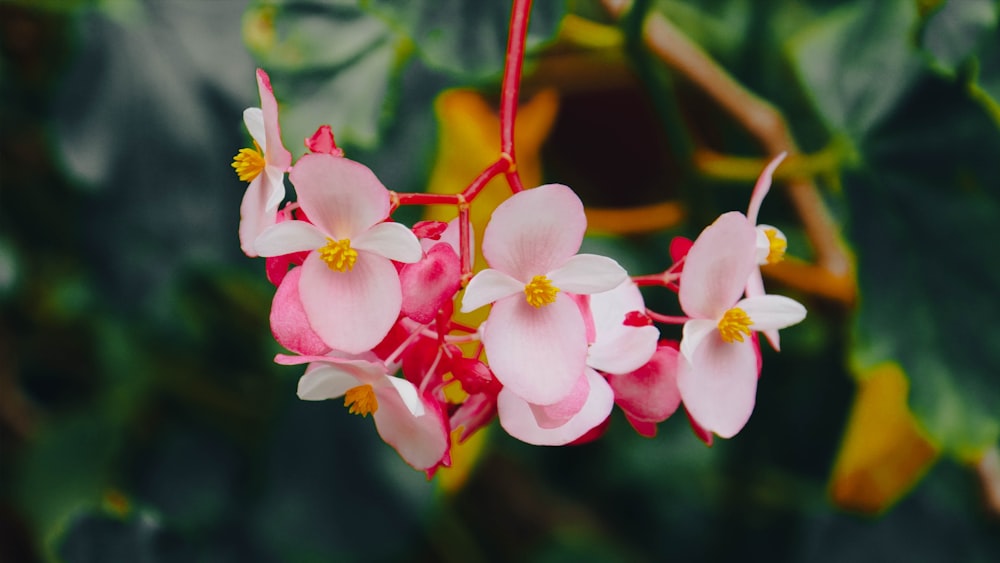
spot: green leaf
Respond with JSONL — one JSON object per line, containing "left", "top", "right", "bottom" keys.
{"left": 360, "top": 0, "right": 568, "bottom": 81}
{"left": 847, "top": 74, "right": 1000, "bottom": 457}
{"left": 919, "top": 0, "right": 998, "bottom": 76}
{"left": 787, "top": 0, "right": 925, "bottom": 142}
{"left": 244, "top": 1, "right": 405, "bottom": 150}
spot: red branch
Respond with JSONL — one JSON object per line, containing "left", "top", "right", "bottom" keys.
{"left": 499, "top": 0, "right": 532, "bottom": 194}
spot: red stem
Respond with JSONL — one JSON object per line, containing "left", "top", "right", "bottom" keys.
{"left": 499, "top": 0, "right": 533, "bottom": 194}
{"left": 394, "top": 192, "right": 462, "bottom": 206}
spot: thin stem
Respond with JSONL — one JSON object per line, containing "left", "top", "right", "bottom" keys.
{"left": 499, "top": 0, "right": 533, "bottom": 194}
{"left": 394, "top": 192, "right": 462, "bottom": 206}
{"left": 646, "top": 309, "right": 688, "bottom": 325}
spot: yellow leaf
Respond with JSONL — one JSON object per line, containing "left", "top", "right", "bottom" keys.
{"left": 829, "top": 363, "right": 939, "bottom": 513}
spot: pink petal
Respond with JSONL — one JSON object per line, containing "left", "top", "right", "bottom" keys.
{"left": 270, "top": 267, "right": 331, "bottom": 356}
{"left": 483, "top": 293, "right": 588, "bottom": 405}
{"left": 609, "top": 345, "right": 681, "bottom": 423}
{"left": 450, "top": 392, "right": 497, "bottom": 443}
{"left": 399, "top": 243, "right": 462, "bottom": 324}
{"left": 746, "top": 152, "right": 786, "bottom": 225}
{"left": 528, "top": 372, "right": 590, "bottom": 429}
{"left": 238, "top": 176, "right": 276, "bottom": 257}
{"left": 625, "top": 415, "right": 659, "bottom": 438}
{"left": 680, "top": 319, "right": 718, "bottom": 364}
{"left": 382, "top": 376, "right": 424, "bottom": 417}
{"left": 298, "top": 251, "right": 402, "bottom": 354}
{"left": 254, "top": 220, "right": 327, "bottom": 257}
{"left": 460, "top": 269, "right": 524, "bottom": 313}
{"left": 497, "top": 369, "right": 614, "bottom": 446}
{"left": 289, "top": 154, "right": 390, "bottom": 240}
{"left": 256, "top": 68, "right": 292, "bottom": 170}
{"left": 547, "top": 254, "right": 627, "bottom": 295}
{"left": 373, "top": 389, "right": 449, "bottom": 470}
{"left": 679, "top": 212, "right": 757, "bottom": 319}
{"left": 351, "top": 221, "right": 422, "bottom": 263}
{"left": 481, "top": 184, "right": 586, "bottom": 281}
{"left": 677, "top": 332, "right": 758, "bottom": 439}
{"left": 737, "top": 295, "right": 807, "bottom": 331}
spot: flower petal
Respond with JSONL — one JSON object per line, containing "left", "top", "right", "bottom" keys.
{"left": 679, "top": 211, "right": 758, "bottom": 319}
{"left": 528, "top": 371, "right": 590, "bottom": 428}
{"left": 238, "top": 176, "right": 276, "bottom": 257}
{"left": 744, "top": 269, "right": 781, "bottom": 351}
{"left": 372, "top": 388, "right": 449, "bottom": 470}
{"left": 296, "top": 362, "right": 361, "bottom": 401}
{"left": 298, "top": 252, "right": 402, "bottom": 354}
{"left": 481, "top": 184, "right": 586, "bottom": 281}
{"left": 263, "top": 165, "right": 286, "bottom": 212}
{"left": 270, "top": 266, "right": 331, "bottom": 356}
{"left": 497, "top": 369, "right": 614, "bottom": 446}
{"left": 352, "top": 221, "right": 422, "bottom": 263}
{"left": 482, "top": 293, "right": 588, "bottom": 405}
{"left": 746, "top": 152, "right": 786, "bottom": 225}
{"left": 460, "top": 269, "right": 524, "bottom": 313}
{"left": 587, "top": 280, "right": 659, "bottom": 374}
{"left": 680, "top": 318, "right": 718, "bottom": 364}
{"left": 256, "top": 68, "right": 291, "bottom": 169}
{"left": 289, "top": 154, "right": 390, "bottom": 239}
{"left": 608, "top": 345, "right": 681, "bottom": 423}
{"left": 737, "top": 294, "right": 807, "bottom": 331}
{"left": 383, "top": 375, "right": 425, "bottom": 417}
{"left": 547, "top": 254, "right": 627, "bottom": 295}
{"left": 243, "top": 107, "right": 264, "bottom": 148}
{"left": 254, "top": 220, "right": 327, "bottom": 257}
{"left": 677, "top": 333, "right": 758, "bottom": 438}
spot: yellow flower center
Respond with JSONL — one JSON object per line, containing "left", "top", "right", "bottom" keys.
{"left": 231, "top": 142, "right": 265, "bottom": 182}
{"left": 718, "top": 307, "right": 753, "bottom": 343}
{"left": 524, "top": 275, "right": 559, "bottom": 308}
{"left": 344, "top": 384, "right": 378, "bottom": 416}
{"left": 764, "top": 228, "right": 787, "bottom": 264}
{"left": 318, "top": 238, "right": 358, "bottom": 272}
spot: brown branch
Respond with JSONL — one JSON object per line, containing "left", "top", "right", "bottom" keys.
{"left": 602, "top": 0, "right": 854, "bottom": 300}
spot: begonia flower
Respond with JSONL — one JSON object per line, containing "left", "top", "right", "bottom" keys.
{"left": 461, "top": 184, "right": 627, "bottom": 405}
{"left": 676, "top": 212, "right": 806, "bottom": 438}
{"left": 278, "top": 352, "right": 450, "bottom": 470}
{"left": 255, "top": 153, "right": 422, "bottom": 353}
{"left": 608, "top": 344, "right": 682, "bottom": 437}
{"left": 745, "top": 153, "right": 789, "bottom": 350}
{"left": 232, "top": 69, "right": 292, "bottom": 257}
{"left": 497, "top": 369, "right": 614, "bottom": 446}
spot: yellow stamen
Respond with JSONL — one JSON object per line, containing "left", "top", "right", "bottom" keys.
{"left": 318, "top": 238, "right": 358, "bottom": 272}
{"left": 344, "top": 384, "right": 378, "bottom": 416}
{"left": 524, "top": 275, "right": 559, "bottom": 308}
{"left": 718, "top": 307, "right": 753, "bottom": 343}
{"left": 232, "top": 142, "right": 265, "bottom": 182}
{"left": 764, "top": 228, "right": 787, "bottom": 264}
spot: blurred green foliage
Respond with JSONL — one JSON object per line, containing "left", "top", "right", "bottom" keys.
{"left": 2, "top": 0, "right": 1000, "bottom": 562}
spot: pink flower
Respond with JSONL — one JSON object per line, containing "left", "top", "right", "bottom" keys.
{"left": 461, "top": 184, "right": 627, "bottom": 405}
{"left": 254, "top": 153, "right": 422, "bottom": 353}
{"left": 232, "top": 69, "right": 292, "bottom": 257}
{"left": 745, "top": 153, "right": 790, "bottom": 350}
{"left": 676, "top": 212, "right": 806, "bottom": 438}
{"left": 277, "top": 352, "right": 450, "bottom": 470}
{"left": 608, "top": 344, "right": 682, "bottom": 437}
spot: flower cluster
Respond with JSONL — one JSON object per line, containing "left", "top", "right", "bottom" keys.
{"left": 232, "top": 69, "right": 806, "bottom": 473}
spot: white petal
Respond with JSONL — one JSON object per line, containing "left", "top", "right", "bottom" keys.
{"left": 296, "top": 363, "right": 360, "bottom": 401}
{"left": 680, "top": 319, "right": 718, "bottom": 363}
{"left": 383, "top": 376, "right": 424, "bottom": 417}
{"left": 547, "top": 254, "right": 628, "bottom": 295}
{"left": 243, "top": 107, "right": 265, "bottom": 149}
{"left": 263, "top": 165, "right": 286, "bottom": 211}
{"left": 460, "top": 269, "right": 524, "bottom": 312}
{"left": 352, "top": 222, "right": 422, "bottom": 263}
{"left": 587, "top": 325, "right": 659, "bottom": 375}
{"left": 254, "top": 220, "right": 327, "bottom": 257}
{"left": 737, "top": 295, "right": 806, "bottom": 331}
